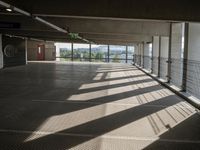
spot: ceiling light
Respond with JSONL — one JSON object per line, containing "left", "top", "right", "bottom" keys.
{"left": 6, "top": 8, "right": 12, "bottom": 12}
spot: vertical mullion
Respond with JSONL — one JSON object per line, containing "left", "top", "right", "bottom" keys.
{"left": 108, "top": 45, "right": 110, "bottom": 63}
{"left": 151, "top": 37, "right": 154, "bottom": 73}
{"left": 158, "top": 36, "right": 161, "bottom": 78}
{"left": 126, "top": 46, "right": 128, "bottom": 63}
{"left": 143, "top": 42, "right": 145, "bottom": 68}
{"left": 89, "top": 44, "right": 92, "bottom": 62}
{"left": 71, "top": 43, "right": 74, "bottom": 61}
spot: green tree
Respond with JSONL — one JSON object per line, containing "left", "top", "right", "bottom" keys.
{"left": 95, "top": 52, "right": 103, "bottom": 60}
{"left": 113, "top": 54, "right": 120, "bottom": 63}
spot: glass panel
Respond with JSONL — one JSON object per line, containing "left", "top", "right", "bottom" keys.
{"left": 55, "top": 43, "right": 72, "bottom": 61}
{"left": 73, "top": 44, "right": 90, "bottom": 62}
{"left": 91, "top": 44, "right": 108, "bottom": 62}
{"left": 109, "top": 45, "right": 126, "bottom": 63}
{"left": 127, "top": 46, "right": 135, "bottom": 63}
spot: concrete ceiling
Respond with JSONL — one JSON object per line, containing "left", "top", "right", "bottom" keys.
{"left": 0, "top": 0, "right": 187, "bottom": 45}
{"left": 1, "top": 0, "right": 200, "bottom": 22}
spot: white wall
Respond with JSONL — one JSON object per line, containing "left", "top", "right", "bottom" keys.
{"left": 27, "top": 40, "right": 56, "bottom": 61}
{"left": 0, "top": 34, "right": 3, "bottom": 69}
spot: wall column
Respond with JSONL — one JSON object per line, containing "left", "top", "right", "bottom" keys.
{"left": 182, "top": 23, "right": 189, "bottom": 92}
{"left": 0, "top": 34, "right": 3, "bottom": 69}
{"left": 167, "top": 23, "right": 172, "bottom": 83}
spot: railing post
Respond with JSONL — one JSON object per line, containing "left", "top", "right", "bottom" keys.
{"left": 158, "top": 36, "right": 161, "bottom": 78}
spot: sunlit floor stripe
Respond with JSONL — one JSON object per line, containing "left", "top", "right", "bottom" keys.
{"left": 32, "top": 100, "right": 195, "bottom": 110}
{"left": 0, "top": 129, "right": 200, "bottom": 144}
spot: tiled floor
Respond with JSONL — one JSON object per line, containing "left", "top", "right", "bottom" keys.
{"left": 0, "top": 61, "right": 199, "bottom": 150}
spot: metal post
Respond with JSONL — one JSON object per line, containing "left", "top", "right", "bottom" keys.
{"left": 108, "top": 45, "right": 110, "bottom": 63}
{"left": 25, "top": 38, "right": 28, "bottom": 64}
{"left": 158, "top": 36, "right": 161, "bottom": 78}
{"left": 182, "top": 23, "right": 189, "bottom": 92}
{"left": 167, "top": 23, "right": 173, "bottom": 83}
{"left": 139, "top": 44, "right": 142, "bottom": 66}
{"left": 71, "top": 43, "right": 74, "bottom": 61}
{"left": 143, "top": 42, "right": 145, "bottom": 68}
{"left": 126, "top": 46, "right": 128, "bottom": 63}
{"left": 89, "top": 44, "right": 92, "bottom": 62}
{"left": 151, "top": 36, "right": 154, "bottom": 73}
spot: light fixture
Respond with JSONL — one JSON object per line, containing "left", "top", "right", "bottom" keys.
{"left": 6, "top": 8, "right": 12, "bottom": 12}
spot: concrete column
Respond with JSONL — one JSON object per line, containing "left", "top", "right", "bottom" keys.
{"left": 170, "top": 23, "right": 184, "bottom": 88}
{"left": 142, "top": 42, "right": 145, "bottom": 68}
{"left": 152, "top": 36, "right": 160, "bottom": 76}
{"left": 0, "top": 34, "right": 3, "bottom": 69}
{"left": 144, "top": 43, "right": 151, "bottom": 71}
{"left": 182, "top": 23, "right": 189, "bottom": 92}
{"left": 56, "top": 43, "right": 60, "bottom": 61}
{"left": 167, "top": 23, "right": 172, "bottom": 83}
{"left": 138, "top": 43, "right": 141, "bottom": 66}
{"left": 45, "top": 42, "right": 56, "bottom": 61}
{"left": 134, "top": 44, "right": 138, "bottom": 65}
{"left": 25, "top": 38, "right": 28, "bottom": 64}
{"left": 159, "top": 36, "right": 169, "bottom": 80}
{"left": 185, "top": 23, "right": 200, "bottom": 99}
{"left": 140, "top": 43, "right": 144, "bottom": 67}
{"left": 133, "top": 44, "right": 138, "bottom": 65}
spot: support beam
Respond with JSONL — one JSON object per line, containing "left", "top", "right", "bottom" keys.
{"left": 182, "top": 23, "right": 189, "bottom": 92}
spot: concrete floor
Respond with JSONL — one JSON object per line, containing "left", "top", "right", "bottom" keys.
{"left": 0, "top": 61, "right": 200, "bottom": 150}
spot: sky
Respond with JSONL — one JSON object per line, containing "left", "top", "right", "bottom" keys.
{"left": 54, "top": 43, "right": 99, "bottom": 49}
